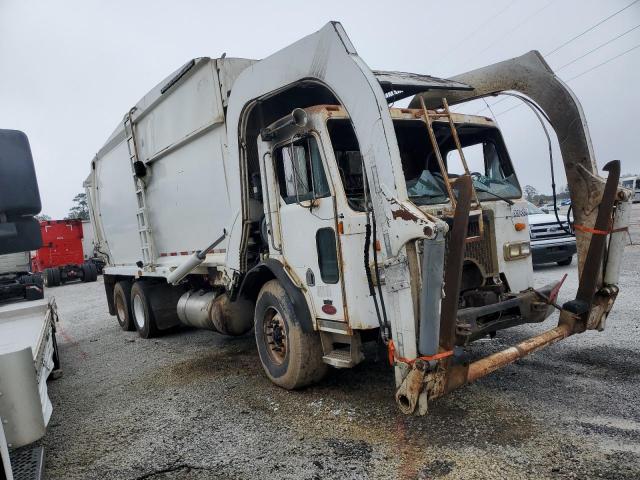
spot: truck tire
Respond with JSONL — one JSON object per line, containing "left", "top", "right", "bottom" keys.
{"left": 43, "top": 268, "right": 51, "bottom": 287}
{"left": 25, "top": 285, "right": 44, "bottom": 300}
{"left": 52, "top": 267, "right": 61, "bottom": 286}
{"left": 82, "top": 262, "right": 98, "bottom": 282}
{"left": 254, "top": 280, "right": 327, "bottom": 390}
{"left": 113, "top": 281, "right": 135, "bottom": 331}
{"left": 131, "top": 281, "right": 158, "bottom": 339}
{"left": 44, "top": 268, "right": 60, "bottom": 287}
{"left": 557, "top": 257, "right": 572, "bottom": 266}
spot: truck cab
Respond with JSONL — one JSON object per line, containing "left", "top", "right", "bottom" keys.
{"left": 255, "top": 104, "right": 554, "bottom": 364}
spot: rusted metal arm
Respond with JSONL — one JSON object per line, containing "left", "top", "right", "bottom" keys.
{"left": 432, "top": 324, "right": 573, "bottom": 398}
{"left": 561, "top": 160, "right": 620, "bottom": 332}
{"left": 466, "top": 324, "right": 572, "bottom": 382}
{"left": 439, "top": 175, "right": 472, "bottom": 351}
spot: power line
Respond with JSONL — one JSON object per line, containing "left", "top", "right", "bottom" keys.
{"left": 545, "top": 0, "right": 640, "bottom": 57}
{"left": 566, "top": 42, "right": 640, "bottom": 81}
{"left": 449, "top": 1, "right": 553, "bottom": 75}
{"left": 464, "top": 1, "right": 640, "bottom": 115}
{"left": 556, "top": 23, "right": 640, "bottom": 70}
{"left": 493, "top": 42, "right": 640, "bottom": 117}
{"left": 474, "top": 21, "right": 640, "bottom": 115}
{"left": 431, "top": 0, "right": 516, "bottom": 71}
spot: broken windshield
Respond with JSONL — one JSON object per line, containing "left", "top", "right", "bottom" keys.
{"left": 394, "top": 120, "right": 521, "bottom": 205}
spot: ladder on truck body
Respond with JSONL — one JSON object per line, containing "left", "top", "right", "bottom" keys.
{"left": 124, "top": 109, "right": 157, "bottom": 267}
{"left": 418, "top": 96, "right": 484, "bottom": 242}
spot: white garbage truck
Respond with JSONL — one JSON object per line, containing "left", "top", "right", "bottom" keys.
{"left": 86, "top": 22, "right": 630, "bottom": 414}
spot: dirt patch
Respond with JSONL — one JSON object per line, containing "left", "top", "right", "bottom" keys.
{"left": 561, "top": 346, "right": 640, "bottom": 381}
{"left": 141, "top": 338, "right": 261, "bottom": 389}
{"left": 417, "top": 459, "right": 455, "bottom": 479}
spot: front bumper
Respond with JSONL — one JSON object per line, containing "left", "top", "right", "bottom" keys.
{"left": 531, "top": 241, "right": 576, "bottom": 265}
{"left": 456, "top": 282, "right": 557, "bottom": 344}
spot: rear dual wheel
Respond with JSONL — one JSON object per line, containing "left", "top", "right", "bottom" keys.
{"left": 131, "top": 282, "right": 158, "bottom": 339}
{"left": 113, "top": 281, "right": 158, "bottom": 337}
{"left": 113, "top": 280, "right": 135, "bottom": 331}
{"left": 43, "top": 268, "right": 61, "bottom": 287}
{"left": 82, "top": 262, "right": 98, "bottom": 282}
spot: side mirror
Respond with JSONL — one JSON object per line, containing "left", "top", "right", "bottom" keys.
{"left": 0, "top": 130, "right": 43, "bottom": 254}
{"left": 541, "top": 208, "right": 549, "bottom": 214}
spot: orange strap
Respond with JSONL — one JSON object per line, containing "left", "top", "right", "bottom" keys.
{"left": 387, "top": 339, "right": 453, "bottom": 366}
{"left": 574, "top": 224, "right": 628, "bottom": 235}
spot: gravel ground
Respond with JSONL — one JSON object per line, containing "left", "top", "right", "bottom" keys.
{"left": 41, "top": 207, "right": 640, "bottom": 479}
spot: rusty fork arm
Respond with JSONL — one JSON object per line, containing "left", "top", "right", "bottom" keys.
{"left": 561, "top": 160, "right": 621, "bottom": 332}
{"left": 428, "top": 161, "right": 621, "bottom": 402}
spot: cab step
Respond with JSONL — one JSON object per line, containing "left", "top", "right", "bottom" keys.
{"left": 9, "top": 445, "right": 44, "bottom": 480}
{"left": 322, "top": 348, "right": 355, "bottom": 368}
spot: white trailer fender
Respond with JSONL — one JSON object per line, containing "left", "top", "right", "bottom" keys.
{"left": 225, "top": 21, "right": 439, "bottom": 363}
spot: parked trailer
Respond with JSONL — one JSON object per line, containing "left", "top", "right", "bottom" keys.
{"left": 86, "top": 22, "right": 630, "bottom": 414}
{"left": 31, "top": 219, "right": 98, "bottom": 287}
{"left": 81, "top": 219, "right": 105, "bottom": 273}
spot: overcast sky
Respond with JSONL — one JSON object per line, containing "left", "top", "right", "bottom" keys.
{"left": 1, "top": 0, "right": 639, "bottom": 218}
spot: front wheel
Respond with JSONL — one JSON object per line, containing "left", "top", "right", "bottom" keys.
{"left": 254, "top": 280, "right": 327, "bottom": 390}
{"left": 131, "top": 282, "right": 158, "bottom": 339}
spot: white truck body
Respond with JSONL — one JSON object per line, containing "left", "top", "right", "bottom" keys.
{"left": 0, "top": 299, "right": 57, "bottom": 480}
{"left": 86, "top": 22, "right": 628, "bottom": 414}
{"left": 81, "top": 220, "right": 95, "bottom": 261}
{"left": 87, "top": 58, "right": 254, "bottom": 276}
{"left": 0, "top": 252, "right": 30, "bottom": 275}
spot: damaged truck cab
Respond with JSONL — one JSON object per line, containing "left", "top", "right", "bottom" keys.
{"left": 88, "top": 21, "right": 630, "bottom": 414}
{"left": 255, "top": 104, "right": 552, "bottom": 356}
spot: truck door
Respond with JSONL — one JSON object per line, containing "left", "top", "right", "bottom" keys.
{"left": 263, "top": 133, "right": 345, "bottom": 321}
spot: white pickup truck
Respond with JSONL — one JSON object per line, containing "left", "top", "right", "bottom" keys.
{"left": 527, "top": 202, "right": 576, "bottom": 266}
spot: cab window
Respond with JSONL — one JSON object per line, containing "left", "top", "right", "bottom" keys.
{"left": 395, "top": 120, "right": 521, "bottom": 205}
{"left": 274, "top": 136, "right": 330, "bottom": 204}
{"left": 327, "top": 119, "right": 366, "bottom": 211}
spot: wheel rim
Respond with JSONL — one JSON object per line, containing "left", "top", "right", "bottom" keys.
{"left": 263, "top": 307, "right": 287, "bottom": 365}
{"left": 115, "top": 294, "right": 126, "bottom": 322}
{"left": 132, "top": 294, "right": 146, "bottom": 330}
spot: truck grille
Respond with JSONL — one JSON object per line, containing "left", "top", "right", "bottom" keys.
{"left": 530, "top": 221, "right": 573, "bottom": 240}
{"left": 443, "top": 213, "right": 498, "bottom": 277}
{"left": 463, "top": 214, "right": 497, "bottom": 277}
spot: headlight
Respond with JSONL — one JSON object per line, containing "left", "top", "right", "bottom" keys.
{"left": 504, "top": 241, "right": 531, "bottom": 261}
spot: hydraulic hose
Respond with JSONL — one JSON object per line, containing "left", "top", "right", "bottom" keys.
{"left": 499, "top": 92, "right": 572, "bottom": 235}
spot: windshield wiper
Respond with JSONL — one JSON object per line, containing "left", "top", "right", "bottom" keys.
{"left": 473, "top": 185, "right": 514, "bottom": 205}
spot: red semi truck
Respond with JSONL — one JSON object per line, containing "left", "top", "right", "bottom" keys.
{"left": 31, "top": 219, "right": 98, "bottom": 286}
